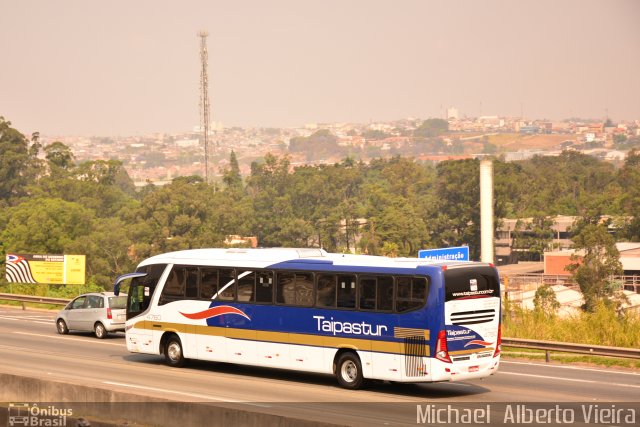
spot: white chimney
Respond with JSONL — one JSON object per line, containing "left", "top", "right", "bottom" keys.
{"left": 480, "top": 159, "right": 494, "bottom": 263}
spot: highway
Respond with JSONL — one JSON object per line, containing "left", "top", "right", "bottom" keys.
{"left": 1, "top": 306, "right": 639, "bottom": 426}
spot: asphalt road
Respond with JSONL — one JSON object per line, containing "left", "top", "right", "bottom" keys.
{"left": 1, "top": 306, "right": 639, "bottom": 426}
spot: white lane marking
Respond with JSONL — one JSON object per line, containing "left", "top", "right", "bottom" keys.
{"left": 0, "top": 315, "right": 54, "bottom": 324}
{"left": 11, "top": 315, "right": 53, "bottom": 320}
{"left": 103, "top": 381, "right": 271, "bottom": 407}
{"left": 0, "top": 315, "right": 35, "bottom": 321}
{"left": 13, "top": 331, "right": 124, "bottom": 347}
{"left": 501, "top": 360, "right": 640, "bottom": 376}
{"left": 500, "top": 371, "right": 640, "bottom": 388}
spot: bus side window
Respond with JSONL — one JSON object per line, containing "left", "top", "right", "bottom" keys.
{"left": 217, "top": 269, "right": 236, "bottom": 301}
{"left": 316, "top": 274, "right": 337, "bottom": 308}
{"left": 337, "top": 275, "right": 356, "bottom": 309}
{"left": 276, "top": 272, "right": 295, "bottom": 304}
{"left": 294, "top": 272, "right": 314, "bottom": 307}
{"left": 377, "top": 276, "right": 394, "bottom": 311}
{"left": 396, "top": 276, "right": 428, "bottom": 312}
{"left": 159, "top": 266, "right": 185, "bottom": 305}
{"left": 185, "top": 267, "right": 199, "bottom": 298}
{"left": 237, "top": 270, "right": 256, "bottom": 303}
{"left": 255, "top": 271, "right": 274, "bottom": 303}
{"left": 200, "top": 268, "right": 218, "bottom": 299}
{"left": 358, "top": 276, "right": 376, "bottom": 310}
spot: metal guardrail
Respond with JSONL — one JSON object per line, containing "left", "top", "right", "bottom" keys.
{"left": 502, "top": 337, "right": 640, "bottom": 361}
{"left": 0, "top": 293, "right": 638, "bottom": 361}
{"left": 0, "top": 293, "right": 70, "bottom": 307}
{"left": 502, "top": 274, "right": 640, "bottom": 293}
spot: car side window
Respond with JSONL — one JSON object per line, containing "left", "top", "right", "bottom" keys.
{"left": 71, "top": 296, "right": 86, "bottom": 310}
{"left": 86, "top": 295, "right": 102, "bottom": 309}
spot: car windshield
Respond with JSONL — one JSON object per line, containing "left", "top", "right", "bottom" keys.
{"left": 108, "top": 296, "right": 128, "bottom": 309}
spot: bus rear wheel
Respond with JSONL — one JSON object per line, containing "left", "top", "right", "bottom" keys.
{"left": 336, "top": 352, "right": 364, "bottom": 389}
{"left": 164, "top": 335, "right": 186, "bottom": 367}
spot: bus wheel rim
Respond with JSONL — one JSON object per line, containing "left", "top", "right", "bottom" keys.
{"left": 341, "top": 360, "right": 357, "bottom": 382}
{"left": 168, "top": 342, "right": 181, "bottom": 361}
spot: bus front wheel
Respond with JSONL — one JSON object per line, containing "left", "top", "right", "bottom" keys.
{"left": 164, "top": 335, "right": 186, "bottom": 367}
{"left": 336, "top": 352, "right": 364, "bottom": 389}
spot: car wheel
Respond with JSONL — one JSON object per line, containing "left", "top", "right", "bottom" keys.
{"left": 94, "top": 322, "right": 108, "bottom": 339}
{"left": 336, "top": 352, "right": 365, "bottom": 389}
{"left": 164, "top": 335, "right": 186, "bottom": 367}
{"left": 56, "top": 319, "right": 69, "bottom": 335}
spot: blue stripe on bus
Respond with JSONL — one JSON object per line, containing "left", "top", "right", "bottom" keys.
{"left": 199, "top": 303, "right": 437, "bottom": 345}
{"left": 265, "top": 261, "right": 440, "bottom": 275}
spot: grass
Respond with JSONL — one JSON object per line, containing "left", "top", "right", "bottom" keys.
{"left": 502, "top": 301, "right": 640, "bottom": 369}
{"left": 503, "top": 302, "right": 640, "bottom": 348}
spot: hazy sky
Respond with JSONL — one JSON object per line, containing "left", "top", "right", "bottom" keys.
{"left": 1, "top": 0, "right": 639, "bottom": 136}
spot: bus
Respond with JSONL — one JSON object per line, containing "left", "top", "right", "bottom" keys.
{"left": 115, "top": 248, "right": 501, "bottom": 389}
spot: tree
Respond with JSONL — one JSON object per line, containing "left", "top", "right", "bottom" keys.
{"left": 65, "top": 217, "right": 135, "bottom": 288}
{"left": 362, "top": 129, "right": 390, "bottom": 140}
{"left": 246, "top": 154, "right": 296, "bottom": 246}
{"left": 0, "top": 197, "right": 94, "bottom": 254}
{"left": 566, "top": 222, "right": 624, "bottom": 312}
{"left": 44, "top": 141, "right": 75, "bottom": 170}
{"left": 618, "top": 149, "right": 640, "bottom": 214}
{"left": 222, "top": 150, "right": 243, "bottom": 193}
{"left": 413, "top": 118, "right": 449, "bottom": 138}
{"left": 130, "top": 177, "right": 222, "bottom": 254}
{"left": 288, "top": 129, "right": 347, "bottom": 161}
{"left": 0, "top": 117, "right": 42, "bottom": 204}
{"left": 533, "top": 284, "right": 560, "bottom": 316}
{"left": 511, "top": 216, "right": 555, "bottom": 261}
{"left": 431, "top": 159, "right": 481, "bottom": 258}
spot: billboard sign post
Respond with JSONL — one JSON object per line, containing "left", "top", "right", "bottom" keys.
{"left": 418, "top": 246, "right": 470, "bottom": 262}
{"left": 5, "top": 254, "right": 86, "bottom": 285}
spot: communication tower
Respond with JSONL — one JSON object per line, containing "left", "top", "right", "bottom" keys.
{"left": 198, "top": 31, "right": 211, "bottom": 183}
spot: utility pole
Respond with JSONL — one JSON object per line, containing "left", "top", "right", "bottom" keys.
{"left": 198, "top": 31, "right": 211, "bottom": 183}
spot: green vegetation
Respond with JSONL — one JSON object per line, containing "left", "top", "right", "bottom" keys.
{"left": 567, "top": 221, "right": 625, "bottom": 311}
{"left": 533, "top": 284, "right": 560, "bottom": 316}
{"left": 502, "top": 302, "right": 640, "bottom": 369}
{"left": 2, "top": 115, "right": 640, "bottom": 298}
{"left": 504, "top": 303, "right": 640, "bottom": 348}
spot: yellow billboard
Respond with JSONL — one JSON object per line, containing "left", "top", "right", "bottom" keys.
{"left": 5, "top": 254, "right": 86, "bottom": 285}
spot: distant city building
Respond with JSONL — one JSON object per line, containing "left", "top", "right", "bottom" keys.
{"left": 446, "top": 107, "right": 459, "bottom": 120}
{"left": 175, "top": 139, "right": 200, "bottom": 148}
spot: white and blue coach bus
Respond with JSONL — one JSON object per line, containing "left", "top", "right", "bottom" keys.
{"left": 115, "top": 248, "right": 501, "bottom": 389}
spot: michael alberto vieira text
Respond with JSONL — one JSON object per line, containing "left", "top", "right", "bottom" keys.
{"left": 416, "top": 404, "right": 637, "bottom": 424}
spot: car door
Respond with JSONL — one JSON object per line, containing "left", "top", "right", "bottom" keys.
{"left": 82, "top": 295, "right": 103, "bottom": 331}
{"left": 66, "top": 296, "right": 87, "bottom": 330}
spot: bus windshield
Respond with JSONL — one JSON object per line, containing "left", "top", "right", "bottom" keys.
{"left": 126, "top": 264, "right": 167, "bottom": 320}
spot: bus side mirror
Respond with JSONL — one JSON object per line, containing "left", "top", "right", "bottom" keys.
{"left": 113, "top": 272, "right": 148, "bottom": 297}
